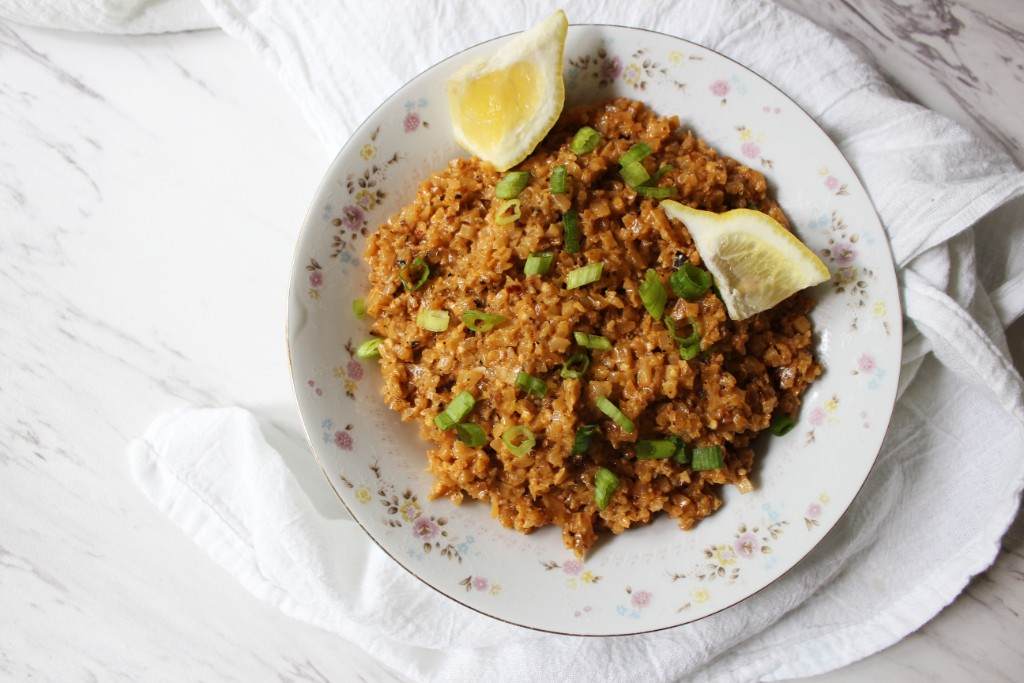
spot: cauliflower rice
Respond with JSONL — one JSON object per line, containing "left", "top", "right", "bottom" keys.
{"left": 363, "top": 97, "right": 822, "bottom": 556}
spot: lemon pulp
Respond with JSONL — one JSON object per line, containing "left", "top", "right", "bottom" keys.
{"left": 458, "top": 62, "right": 542, "bottom": 156}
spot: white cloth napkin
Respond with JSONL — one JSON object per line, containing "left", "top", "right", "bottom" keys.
{"left": 128, "top": 0, "right": 1024, "bottom": 681}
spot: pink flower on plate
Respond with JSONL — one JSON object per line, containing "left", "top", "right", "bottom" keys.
{"left": 404, "top": 111, "right": 421, "bottom": 132}
{"left": 562, "top": 559, "right": 583, "bottom": 576}
{"left": 858, "top": 353, "right": 876, "bottom": 374}
{"left": 334, "top": 430, "right": 353, "bottom": 450}
{"left": 733, "top": 531, "right": 761, "bottom": 559}
{"left": 825, "top": 175, "right": 839, "bottom": 190}
{"left": 806, "top": 502, "right": 823, "bottom": 520}
{"left": 630, "top": 589, "right": 653, "bottom": 609}
{"left": 412, "top": 516, "right": 440, "bottom": 542}
{"left": 710, "top": 79, "right": 730, "bottom": 97}
{"left": 473, "top": 577, "right": 489, "bottom": 591}
{"left": 308, "top": 271, "right": 323, "bottom": 288}
{"left": 342, "top": 205, "right": 365, "bottom": 231}
{"left": 809, "top": 406, "right": 826, "bottom": 427}
{"left": 833, "top": 241, "right": 857, "bottom": 266}
{"left": 347, "top": 360, "right": 364, "bottom": 381}
{"left": 600, "top": 56, "right": 622, "bottom": 80}
{"left": 741, "top": 141, "right": 760, "bottom": 159}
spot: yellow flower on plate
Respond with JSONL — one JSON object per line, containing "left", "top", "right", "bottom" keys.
{"left": 691, "top": 587, "right": 710, "bottom": 604}
{"left": 355, "top": 485, "right": 371, "bottom": 504}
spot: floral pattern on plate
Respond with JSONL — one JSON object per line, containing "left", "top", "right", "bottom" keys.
{"left": 287, "top": 25, "right": 901, "bottom": 635}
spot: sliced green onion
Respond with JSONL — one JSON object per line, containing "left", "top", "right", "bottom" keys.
{"left": 501, "top": 425, "right": 536, "bottom": 457}
{"left": 566, "top": 262, "right": 603, "bottom": 289}
{"left": 495, "top": 198, "right": 522, "bottom": 225}
{"left": 416, "top": 309, "right": 450, "bottom": 332}
{"left": 352, "top": 298, "right": 367, "bottom": 319}
{"left": 355, "top": 337, "right": 383, "bottom": 358}
{"left": 571, "top": 424, "right": 597, "bottom": 456}
{"left": 665, "top": 316, "right": 701, "bottom": 360}
{"left": 495, "top": 171, "right": 530, "bottom": 199}
{"left": 594, "top": 467, "right": 620, "bottom": 510}
{"left": 635, "top": 439, "right": 676, "bottom": 460}
{"left": 636, "top": 185, "right": 678, "bottom": 198}
{"left": 691, "top": 445, "right": 724, "bottom": 471}
{"left": 650, "top": 164, "right": 674, "bottom": 183}
{"left": 596, "top": 395, "right": 635, "bottom": 433}
{"left": 550, "top": 165, "right": 567, "bottom": 194}
{"left": 670, "top": 436, "right": 690, "bottom": 464}
{"left": 455, "top": 422, "right": 487, "bottom": 447}
{"left": 399, "top": 256, "right": 430, "bottom": 290}
{"left": 562, "top": 209, "right": 581, "bottom": 253}
{"left": 433, "top": 391, "right": 476, "bottom": 430}
{"left": 670, "top": 263, "right": 713, "bottom": 300}
{"left": 769, "top": 414, "right": 796, "bottom": 436}
{"left": 462, "top": 310, "right": 507, "bottom": 332}
{"left": 620, "top": 160, "right": 650, "bottom": 188}
{"left": 618, "top": 142, "right": 653, "bottom": 167}
{"left": 679, "top": 342, "right": 701, "bottom": 360}
{"left": 639, "top": 268, "right": 667, "bottom": 320}
{"left": 515, "top": 371, "right": 548, "bottom": 398}
{"left": 573, "top": 331, "right": 612, "bottom": 350}
{"left": 524, "top": 251, "right": 554, "bottom": 275}
{"left": 570, "top": 126, "right": 600, "bottom": 155}
{"left": 560, "top": 353, "right": 590, "bottom": 379}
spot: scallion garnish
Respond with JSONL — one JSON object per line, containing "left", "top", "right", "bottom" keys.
{"left": 433, "top": 391, "right": 475, "bottom": 430}
{"left": 635, "top": 439, "right": 676, "bottom": 460}
{"left": 352, "top": 298, "right": 367, "bottom": 319}
{"left": 636, "top": 185, "right": 677, "bottom": 198}
{"left": 550, "top": 165, "right": 567, "bottom": 194}
{"left": 566, "top": 262, "right": 603, "bottom": 289}
{"left": 570, "top": 126, "right": 600, "bottom": 155}
{"left": 501, "top": 425, "right": 536, "bottom": 457}
{"left": 495, "top": 198, "right": 522, "bottom": 225}
{"left": 639, "top": 268, "right": 667, "bottom": 320}
{"left": 769, "top": 414, "right": 796, "bottom": 436}
{"left": 462, "top": 310, "right": 507, "bottom": 332}
{"left": 618, "top": 142, "right": 653, "bottom": 167}
{"left": 560, "top": 353, "right": 590, "bottom": 379}
{"left": 594, "top": 467, "right": 619, "bottom": 510}
{"left": 514, "top": 371, "right": 548, "bottom": 398}
{"left": 399, "top": 256, "right": 430, "bottom": 290}
{"left": 571, "top": 424, "right": 597, "bottom": 456}
{"left": 355, "top": 337, "right": 383, "bottom": 358}
{"left": 596, "top": 395, "right": 635, "bottom": 433}
{"left": 670, "top": 263, "right": 713, "bottom": 300}
{"left": 664, "top": 316, "right": 701, "bottom": 360}
{"left": 573, "top": 331, "right": 612, "bottom": 350}
{"left": 416, "top": 309, "right": 450, "bottom": 332}
{"left": 620, "top": 160, "right": 650, "bottom": 188}
{"left": 691, "top": 445, "right": 724, "bottom": 471}
{"left": 670, "top": 436, "right": 689, "bottom": 464}
{"left": 524, "top": 251, "right": 554, "bottom": 275}
{"left": 562, "top": 209, "right": 581, "bottom": 253}
{"left": 495, "top": 171, "right": 530, "bottom": 199}
{"left": 650, "top": 164, "right": 674, "bottom": 183}
{"left": 455, "top": 422, "right": 487, "bottom": 447}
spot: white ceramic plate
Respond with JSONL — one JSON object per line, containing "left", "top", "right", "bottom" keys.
{"left": 288, "top": 25, "right": 901, "bottom": 636}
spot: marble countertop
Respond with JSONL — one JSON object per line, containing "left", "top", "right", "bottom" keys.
{"left": 1, "top": 1, "right": 1021, "bottom": 680}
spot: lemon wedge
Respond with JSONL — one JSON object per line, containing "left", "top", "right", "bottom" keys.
{"left": 661, "top": 200, "right": 831, "bottom": 320}
{"left": 446, "top": 10, "right": 568, "bottom": 171}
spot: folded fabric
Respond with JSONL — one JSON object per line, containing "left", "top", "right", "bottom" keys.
{"left": 129, "top": 0, "right": 1024, "bottom": 681}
